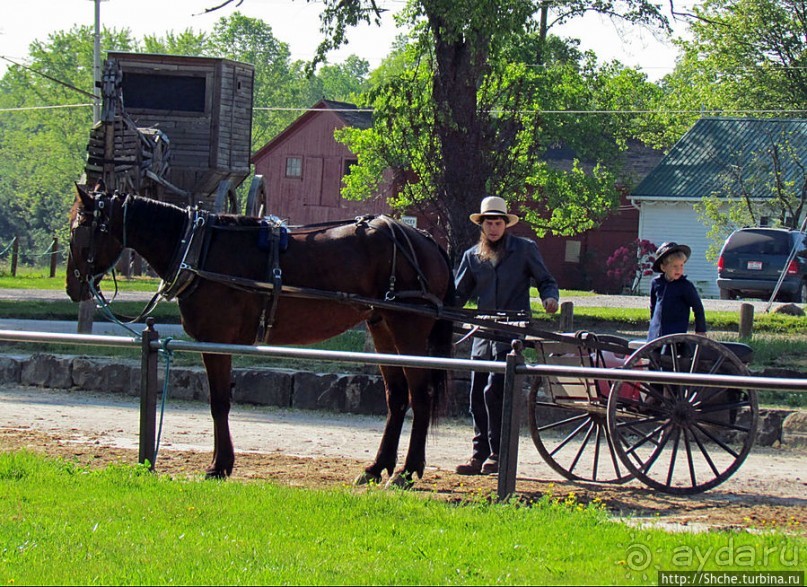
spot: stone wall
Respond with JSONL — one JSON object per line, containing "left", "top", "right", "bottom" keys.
{"left": 0, "top": 353, "right": 472, "bottom": 418}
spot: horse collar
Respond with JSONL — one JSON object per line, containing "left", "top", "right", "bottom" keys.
{"left": 158, "top": 207, "right": 210, "bottom": 301}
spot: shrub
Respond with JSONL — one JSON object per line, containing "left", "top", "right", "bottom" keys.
{"left": 605, "top": 239, "right": 657, "bottom": 294}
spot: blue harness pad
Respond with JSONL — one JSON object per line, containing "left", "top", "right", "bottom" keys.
{"left": 258, "top": 215, "right": 289, "bottom": 252}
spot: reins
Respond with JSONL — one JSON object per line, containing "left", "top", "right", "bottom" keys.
{"left": 72, "top": 195, "right": 631, "bottom": 355}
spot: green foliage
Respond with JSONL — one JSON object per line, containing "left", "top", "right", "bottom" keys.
{"left": 647, "top": 0, "right": 807, "bottom": 256}
{"left": 321, "top": 2, "right": 676, "bottom": 255}
{"left": 339, "top": 27, "right": 664, "bottom": 254}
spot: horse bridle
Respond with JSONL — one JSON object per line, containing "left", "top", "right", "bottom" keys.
{"left": 70, "top": 192, "right": 128, "bottom": 292}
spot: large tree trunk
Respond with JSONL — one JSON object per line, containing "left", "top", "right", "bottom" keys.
{"left": 427, "top": 14, "right": 493, "bottom": 262}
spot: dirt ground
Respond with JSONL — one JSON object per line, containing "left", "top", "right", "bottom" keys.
{"left": 1, "top": 384, "right": 805, "bottom": 535}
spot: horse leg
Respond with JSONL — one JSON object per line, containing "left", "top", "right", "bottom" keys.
{"left": 202, "top": 352, "right": 235, "bottom": 479}
{"left": 354, "top": 323, "right": 409, "bottom": 486}
{"left": 391, "top": 367, "right": 433, "bottom": 485}
{"left": 382, "top": 316, "right": 441, "bottom": 489}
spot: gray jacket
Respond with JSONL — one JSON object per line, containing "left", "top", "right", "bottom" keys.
{"left": 455, "top": 233, "right": 559, "bottom": 358}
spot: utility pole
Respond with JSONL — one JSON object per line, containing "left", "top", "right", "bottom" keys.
{"left": 78, "top": 0, "right": 108, "bottom": 334}
{"left": 92, "top": 0, "right": 105, "bottom": 123}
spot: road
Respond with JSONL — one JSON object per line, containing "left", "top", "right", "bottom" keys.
{"left": 0, "top": 288, "right": 185, "bottom": 337}
{"left": 1, "top": 384, "right": 804, "bottom": 505}
{"left": 0, "top": 288, "right": 791, "bottom": 338}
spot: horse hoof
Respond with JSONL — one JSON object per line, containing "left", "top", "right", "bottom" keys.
{"left": 385, "top": 472, "right": 415, "bottom": 490}
{"left": 205, "top": 468, "right": 228, "bottom": 480}
{"left": 354, "top": 471, "right": 382, "bottom": 486}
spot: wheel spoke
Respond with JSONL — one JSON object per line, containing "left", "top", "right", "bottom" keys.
{"left": 682, "top": 428, "right": 698, "bottom": 487}
{"left": 567, "top": 422, "right": 595, "bottom": 474}
{"left": 663, "top": 427, "right": 682, "bottom": 486}
{"left": 547, "top": 419, "right": 592, "bottom": 458}
{"left": 633, "top": 421, "right": 673, "bottom": 474}
{"left": 605, "top": 431, "right": 625, "bottom": 479}
{"left": 688, "top": 425, "right": 722, "bottom": 478}
{"left": 691, "top": 420, "right": 741, "bottom": 459}
{"left": 621, "top": 419, "right": 669, "bottom": 458}
{"left": 536, "top": 411, "right": 588, "bottom": 433}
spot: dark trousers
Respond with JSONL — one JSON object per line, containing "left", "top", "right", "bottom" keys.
{"left": 469, "top": 352, "right": 508, "bottom": 462}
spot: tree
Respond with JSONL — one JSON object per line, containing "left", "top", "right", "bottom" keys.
{"left": 650, "top": 0, "right": 807, "bottom": 145}
{"left": 338, "top": 20, "right": 665, "bottom": 257}
{"left": 694, "top": 125, "right": 807, "bottom": 260}
{"left": 0, "top": 26, "right": 139, "bottom": 262}
{"left": 651, "top": 0, "right": 807, "bottom": 257}
{"left": 300, "top": 1, "right": 673, "bottom": 258}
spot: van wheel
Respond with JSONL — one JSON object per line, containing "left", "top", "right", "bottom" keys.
{"left": 797, "top": 282, "right": 807, "bottom": 304}
{"left": 719, "top": 289, "right": 736, "bottom": 300}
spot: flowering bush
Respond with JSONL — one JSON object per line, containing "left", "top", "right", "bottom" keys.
{"left": 605, "top": 239, "right": 657, "bottom": 294}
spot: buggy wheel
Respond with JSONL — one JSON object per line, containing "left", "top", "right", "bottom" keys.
{"left": 528, "top": 378, "right": 633, "bottom": 484}
{"left": 606, "top": 334, "right": 758, "bottom": 495}
{"left": 245, "top": 175, "right": 266, "bottom": 217}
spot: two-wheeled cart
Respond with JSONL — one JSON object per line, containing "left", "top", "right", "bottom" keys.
{"left": 450, "top": 311, "right": 759, "bottom": 495}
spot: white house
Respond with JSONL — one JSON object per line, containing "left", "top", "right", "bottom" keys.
{"left": 630, "top": 117, "right": 807, "bottom": 298}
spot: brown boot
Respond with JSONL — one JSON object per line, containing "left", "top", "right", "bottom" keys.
{"left": 455, "top": 458, "right": 484, "bottom": 475}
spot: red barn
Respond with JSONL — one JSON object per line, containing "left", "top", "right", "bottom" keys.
{"left": 251, "top": 99, "right": 392, "bottom": 225}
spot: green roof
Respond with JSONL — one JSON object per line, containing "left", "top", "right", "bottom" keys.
{"left": 631, "top": 117, "right": 807, "bottom": 200}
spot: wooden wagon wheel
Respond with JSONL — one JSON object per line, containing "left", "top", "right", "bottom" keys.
{"left": 606, "top": 334, "right": 758, "bottom": 495}
{"left": 528, "top": 380, "right": 634, "bottom": 484}
{"left": 213, "top": 179, "right": 239, "bottom": 214}
{"left": 245, "top": 175, "right": 266, "bottom": 217}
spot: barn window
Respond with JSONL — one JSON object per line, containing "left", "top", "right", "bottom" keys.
{"left": 285, "top": 157, "right": 302, "bottom": 178}
{"left": 121, "top": 73, "right": 206, "bottom": 113}
{"left": 343, "top": 158, "right": 358, "bottom": 176}
{"left": 564, "top": 240, "right": 581, "bottom": 263}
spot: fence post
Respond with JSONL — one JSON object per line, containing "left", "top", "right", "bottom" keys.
{"left": 559, "top": 301, "right": 574, "bottom": 332}
{"left": 49, "top": 237, "right": 58, "bottom": 278}
{"left": 10, "top": 237, "right": 18, "bottom": 277}
{"left": 498, "top": 339, "right": 526, "bottom": 501}
{"left": 139, "top": 318, "right": 160, "bottom": 469}
{"left": 77, "top": 300, "right": 94, "bottom": 334}
{"left": 739, "top": 303, "right": 754, "bottom": 339}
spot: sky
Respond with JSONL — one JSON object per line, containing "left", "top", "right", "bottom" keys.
{"left": 0, "top": 0, "right": 692, "bottom": 83}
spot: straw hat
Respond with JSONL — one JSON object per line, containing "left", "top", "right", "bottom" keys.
{"left": 652, "top": 242, "right": 691, "bottom": 272}
{"left": 469, "top": 196, "right": 519, "bottom": 227}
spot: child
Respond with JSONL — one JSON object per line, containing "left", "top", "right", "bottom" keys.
{"left": 648, "top": 242, "right": 707, "bottom": 340}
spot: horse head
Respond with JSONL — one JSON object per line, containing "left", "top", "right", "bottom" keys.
{"left": 66, "top": 185, "right": 127, "bottom": 302}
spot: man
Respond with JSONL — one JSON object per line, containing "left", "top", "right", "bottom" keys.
{"left": 454, "top": 196, "right": 559, "bottom": 475}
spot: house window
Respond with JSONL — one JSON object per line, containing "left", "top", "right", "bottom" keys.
{"left": 564, "top": 240, "right": 581, "bottom": 263}
{"left": 343, "top": 158, "right": 358, "bottom": 176}
{"left": 285, "top": 157, "right": 302, "bottom": 178}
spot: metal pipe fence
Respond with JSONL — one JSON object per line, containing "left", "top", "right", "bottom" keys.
{"left": 1, "top": 321, "right": 807, "bottom": 500}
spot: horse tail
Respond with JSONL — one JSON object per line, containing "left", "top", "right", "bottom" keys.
{"left": 427, "top": 249, "right": 457, "bottom": 425}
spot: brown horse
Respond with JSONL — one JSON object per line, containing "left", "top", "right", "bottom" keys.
{"left": 66, "top": 186, "right": 455, "bottom": 487}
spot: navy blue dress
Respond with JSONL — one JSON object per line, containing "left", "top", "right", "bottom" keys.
{"left": 648, "top": 275, "right": 707, "bottom": 340}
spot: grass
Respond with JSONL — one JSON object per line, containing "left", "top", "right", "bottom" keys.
{"left": 0, "top": 450, "right": 804, "bottom": 585}
{"left": 0, "top": 266, "right": 162, "bottom": 292}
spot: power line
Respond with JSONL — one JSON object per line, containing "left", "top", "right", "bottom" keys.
{"left": 2, "top": 104, "right": 805, "bottom": 116}
{"left": 0, "top": 104, "right": 93, "bottom": 113}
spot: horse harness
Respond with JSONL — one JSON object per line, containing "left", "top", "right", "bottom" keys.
{"left": 108, "top": 202, "right": 445, "bottom": 341}
{"left": 73, "top": 193, "right": 634, "bottom": 356}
